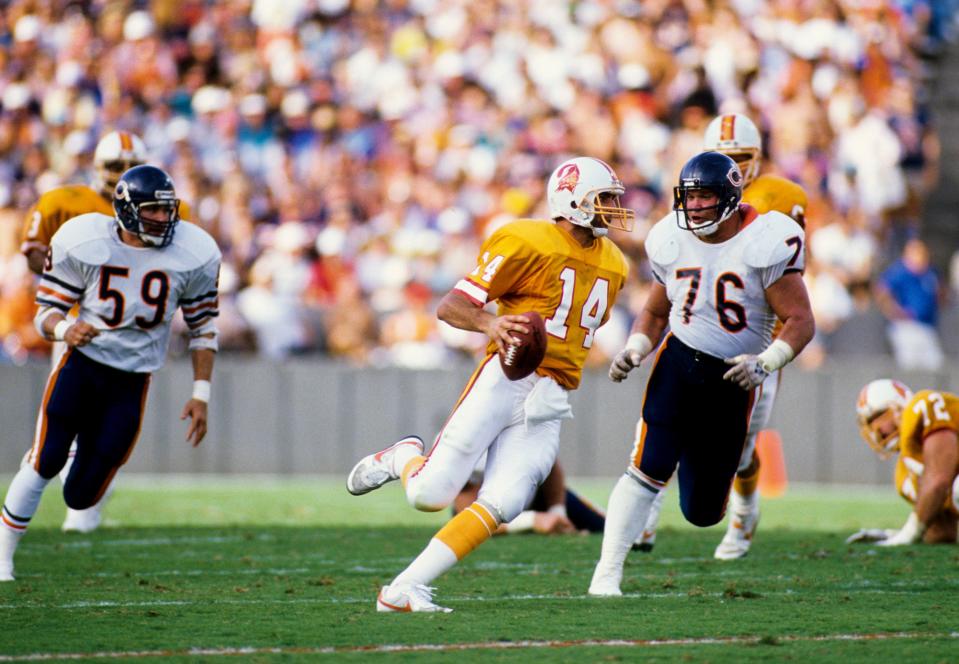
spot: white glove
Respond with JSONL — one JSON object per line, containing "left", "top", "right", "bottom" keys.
{"left": 723, "top": 354, "right": 769, "bottom": 390}
{"left": 845, "top": 528, "right": 898, "bottom": 544}
{"left": 609, "top": 334, "right": 653, "bottom": 382}
{"left": 877, "top": 512, "right": 924, "bottom": 546}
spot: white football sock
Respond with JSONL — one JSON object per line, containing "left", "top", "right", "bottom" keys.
{"left": 2, "top": 465, "right": 50, "bottom": 534}
{"left": 391, "top": 538, "right": 458, "bottom": 587}
{"left": 596, "top": 471, "right": 660, "bottom": 572}
{"left": 642, "top": 487, "right": 666, "bottom": 533}
{"left": 391, "top": 443, "right": 423, "bottom": 477}
{"left": 730, "top": 487, "right": 758, "bottom": 513}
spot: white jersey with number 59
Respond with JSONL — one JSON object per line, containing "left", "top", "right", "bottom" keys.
{"left": 645, "top": 204, "right": 804, "bottom": 359}
{"left": 36, "top": 213, "right": 221, "bottom": 373}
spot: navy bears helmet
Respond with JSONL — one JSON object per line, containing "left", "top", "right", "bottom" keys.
{"left": 673, "top": 152, "right": 743, "bottom": 237}
{"left": 113, "top": 165, "right": 180, "bottom": 248}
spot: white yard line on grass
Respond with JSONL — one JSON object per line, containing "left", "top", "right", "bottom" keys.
{"left": 2, "top": 631, "right": 958, "bottom": 661}
{"left": 1, "top": 582, "right": 956, "bottom": 611}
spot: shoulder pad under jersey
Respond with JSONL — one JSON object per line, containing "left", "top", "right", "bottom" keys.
{"left": 52, "top": 213, "right": 113, "bottom": 265}
{"left": 172, "top": 220, "right": 222, "bottom": 265}
{"left": 597, "top": 235, "right": 630, "bottom": 279}
{"left": 742, "top": 211, "right": 804, "bottom": 269}
{"left": 645, "top": 213, "right": 681, "bottom": 267}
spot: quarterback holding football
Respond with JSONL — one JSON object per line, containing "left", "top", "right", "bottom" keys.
{"left": 346, "top": 156, "right": 633, "bottom": 612}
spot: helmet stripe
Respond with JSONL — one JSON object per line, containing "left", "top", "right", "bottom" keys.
{"left": 119, "top": 131, "right": 133, "bottom": 151}
{"left": 720, "top": 115, "right": 736, "bottom": 142}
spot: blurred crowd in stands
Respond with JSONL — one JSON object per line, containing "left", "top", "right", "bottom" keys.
{"left": 0, "top": 0, "right": 957, "bottom": 369}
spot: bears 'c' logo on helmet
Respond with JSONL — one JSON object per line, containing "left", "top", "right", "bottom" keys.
{"left": 555, "top": 164, "right": 580, "bottom": 193}
{"left": 727, "top": 167, "right": 743, "bottom": 188}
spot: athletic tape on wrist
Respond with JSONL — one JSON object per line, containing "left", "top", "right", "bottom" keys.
{"left": 53, "top": 320, "right": 71, "bottom": 341}
{"left": 757, "top": 339, "right": 795, "bottom": 373}
{"left": 192, "top": 380, "right": 211, "bottom": 403}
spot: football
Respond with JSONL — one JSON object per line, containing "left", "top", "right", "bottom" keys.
{"left": 499, "top": 311, "right": 548, "bottom": 380}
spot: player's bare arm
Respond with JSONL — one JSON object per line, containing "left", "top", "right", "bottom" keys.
{"left": 724, "top": 272, "right": 814, "bottom": 390}
{"left": 764, "top": 272, "right": 815, "bottom": 355}
{"left": 25, "top": 246, "right": 47, "bottom": 275}
{"left": 610, "top": 282, "right": 670, "bottom": 382}
{"left": 436, "top": 290, "right": 530, "bottom": 355}
{"left": 914, "top": 429, "right": 959, "bottom": 533}
{"left": 181, "top": 347, "right": 215, "bottom": 447}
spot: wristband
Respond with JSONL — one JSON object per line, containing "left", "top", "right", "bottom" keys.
{"left": 547, "top": 503, "right": 568, "bottom": 519}
{"left": 192, "top": 380, "right": 212, "bottom": 403}
{"left": 625, "top": 333, "right": 653, "bottom": 358}
{"left": 53, "top": 320, "right": 71, "bottom": 341}
{"left": 757, "top": 339, "right": 795, "bottom": 373}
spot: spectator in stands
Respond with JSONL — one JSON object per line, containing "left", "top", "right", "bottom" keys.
{"left": 0, "top": 0, "right": 954, "bottom": 365}
{"left": 875, "top": 237, "right": 945, "bottom": 370}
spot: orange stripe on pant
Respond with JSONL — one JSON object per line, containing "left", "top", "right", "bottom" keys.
{"left": 408, "top": 354, "right": 495, "bottom": 482}
{"left": 30, "top": 348, "right": 73, "bottom": 471}
{"left": 82, "top": 375, "right": 152, "bottom": 504}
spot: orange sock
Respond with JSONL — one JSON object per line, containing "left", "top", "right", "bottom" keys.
{"left": 733, "top": 453, "right": 760, "bottom": 497}
{"left": 400, "top": 456, "right": 426, "bottom": 487}
{"left": 435, "top": 501, "right": 499, "bottom": 560}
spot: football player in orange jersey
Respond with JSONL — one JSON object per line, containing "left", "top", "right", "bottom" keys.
{"left": 18, "top": 131, "right": 190, "bottom": 534}
{"left": 847, "top": 379, "right": 959, "bottom": 545}
{"left": 345, "top": 157, "right": 634, "bottom": 612}
{"left": 635, "top": 113, "right": 810, "bottom": 561}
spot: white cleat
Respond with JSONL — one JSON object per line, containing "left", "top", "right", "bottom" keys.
{"left": 714, "top": 508, "right": 760, "bottom": 560}
{"left": 588, "top": 564, "right": 623, "bottom": 597}
{"left": 346, "top": 436, "right": 423, "bottom": 496}
{"left": 346, "top": 436, "right": 424, "bottom": 496}
{"left": 376, "top": 583, "right": 452, "bottom": 613}
{"left": 62, "top": 507, "right": 102, "bottom": 533}
{"left": 0, "top": 561, "right": 13, "bottom": 582}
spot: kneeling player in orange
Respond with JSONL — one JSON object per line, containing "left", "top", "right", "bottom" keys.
{"left": 847, "top": 380, "right": 959, "bottom": 545}
{"left": 346, "top": 157, "right": 633, "bottom": 612}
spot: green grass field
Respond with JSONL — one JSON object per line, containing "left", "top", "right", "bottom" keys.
{"left": 2, "top": 477, "right": 958, "bottom": 662}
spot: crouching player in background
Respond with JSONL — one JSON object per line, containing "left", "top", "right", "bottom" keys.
{"left": 346, "top": 157, "right": 633, "bottom": 612}
{"left": 847, "top": 379, "right": 959, "bottom": 546}
{"left": 454, "top": 459, "right": 606, "bottom": 535}
{"left": 0, "top": 166, "right": 220, "bottom": 581}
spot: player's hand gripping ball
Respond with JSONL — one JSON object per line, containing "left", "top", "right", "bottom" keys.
{"left": 499, "top": 311, "right": 547, "bottom": 380}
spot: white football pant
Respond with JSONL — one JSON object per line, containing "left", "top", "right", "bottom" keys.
{"left": 405, "top": 357, "right": 564, "bottom": 523}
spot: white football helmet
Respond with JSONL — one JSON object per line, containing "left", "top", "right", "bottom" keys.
{"left": 93, "top": 130, "right": 148, "bottom": 198}
{"left": 547, "top": 157, "right": 635, "bottom": 237}
{"left": 856, "top": 379, "right": 914, "bottom": 459}
{"left": 703, "top": 113, "right": 762, "bottom": 186}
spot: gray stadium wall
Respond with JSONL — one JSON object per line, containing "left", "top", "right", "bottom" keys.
{"left": 1, "top": 357, "right": 955, "bottom": 485}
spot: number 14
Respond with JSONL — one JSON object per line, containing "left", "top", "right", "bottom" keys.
{"left": 545, "top": 267, "right": 609, "bottom": 348}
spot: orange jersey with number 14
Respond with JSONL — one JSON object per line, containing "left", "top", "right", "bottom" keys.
{"left": 453, "top": 219, "right": 629, "bottom": 390}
